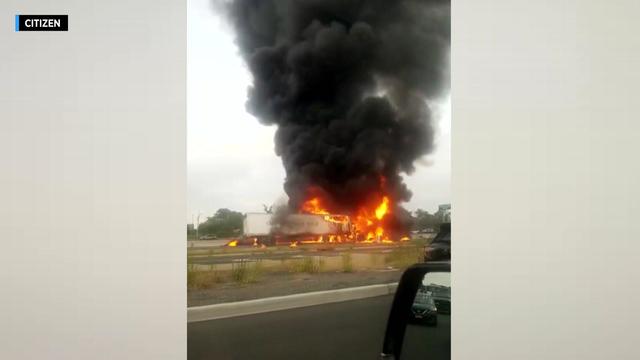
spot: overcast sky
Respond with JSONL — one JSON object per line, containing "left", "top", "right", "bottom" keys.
{"left": 187, "top": 0, "right": 450, "bottom": 223}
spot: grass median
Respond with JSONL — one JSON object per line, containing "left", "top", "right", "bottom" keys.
{"left": 187, "top": 239, "right": 429, "bottom": 297}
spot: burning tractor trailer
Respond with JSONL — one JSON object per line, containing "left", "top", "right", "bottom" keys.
{"left": 227, "top": 187, "right": 414, "bottom": 247}
{"left": 236, "top": 212, "right": 354, "bottom": 247}
{"left": 229, "top": 209, "right": 411, "bottom": 247}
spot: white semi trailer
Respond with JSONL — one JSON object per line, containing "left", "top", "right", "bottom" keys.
{"left": 242, "top": 212, "right": 352, "bottom": 246}
{"left": 243, "top": 213, "right": 272, "bottom": 237}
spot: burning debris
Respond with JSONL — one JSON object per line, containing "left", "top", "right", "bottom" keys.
{"left": 226, "top": 240, "right": 238, "bottom": 247}
{"left": 226, "top": 0, "right": 450, "bottom": 241}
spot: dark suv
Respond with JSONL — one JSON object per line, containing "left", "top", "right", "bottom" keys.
{"left": 424, "top": 223, "right": 451, "bottom": 262}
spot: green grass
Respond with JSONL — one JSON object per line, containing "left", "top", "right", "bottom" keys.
{"left": 410, "top": 237, "right": 431, "bottom": 247}
{"left": 187, "top": 263, "right": 197, "bottom": 288}
{"left": 231, "top": 260, "right": 263, "bottom": 284}
{"left": 288, "top": 256, "right": 324, "bottom": 274}
{"left": 341, "top": 253, "right": 354, "bottom": 273}
{"left": 187, "top": 264, "right": 223, "bottom": 289}
{"left": 385, "top": 245, "right": 425, "bottom": 269}
{"left": 187, "top": 243, "right": 426, "bottom": 290}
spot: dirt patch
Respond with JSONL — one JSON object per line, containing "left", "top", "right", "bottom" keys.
{"left": 188, "top": 269, "right": 402, "bottom": 307}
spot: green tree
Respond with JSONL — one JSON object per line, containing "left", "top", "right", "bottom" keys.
{"left": 413, "top": 209, "right": 441, "bottom": 231}
{"left": 197, "top": 208, "right": 244, "bottom": 238}
{"left": 187, "top": 224, "right": 197, "bottom": 240}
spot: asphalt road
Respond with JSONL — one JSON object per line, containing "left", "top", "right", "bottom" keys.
{"left": 402, "top": 315, "right": 451, "bottom": 360}
{"left": 188, "top": 295, "right": 393, "bottom": 360}
{"left": 188, "top": 295, "right": 450, "bottom": 360}
{"left": 188, "top": 245, "right": 400, "bottom": 266}
{"left": 188, "top": 239, "right": 232, "bottom": 248}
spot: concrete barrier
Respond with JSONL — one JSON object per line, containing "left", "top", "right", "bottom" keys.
{"left": 188, "top": 282, "right": 398, "bottom": 323}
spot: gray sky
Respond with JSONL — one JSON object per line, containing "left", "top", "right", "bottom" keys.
{"left": 187, "top": 0, "right": 450, "bottom": 223}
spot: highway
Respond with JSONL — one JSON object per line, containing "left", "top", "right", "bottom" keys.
{"left": 188, "top": 295, "right": 392, "bottom": 359}
{"left": 188, "top": 244, "right": 407, "bottom": 266}
{"left": 188, "top": 295, "right": 450, "bottom": 359}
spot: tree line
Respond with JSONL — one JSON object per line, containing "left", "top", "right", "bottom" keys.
{"left": 187, "top": 208, "right": 243, "bottom": 239}
{"left": 188, "top": 207, "right": 445, "bottom": 239}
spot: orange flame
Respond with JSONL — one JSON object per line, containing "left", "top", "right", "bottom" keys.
{"left": 299, "top": 181, "right": 403, "bottom": 243}
{"left": 301, "top": 197, "right": 329, "bottom": 215}
{"left": 226, "top": 240, "right": 238, "bottom": 247}
{"left": 351, "top": 195, "right": 393, "bottom": 242}
{"left": 375, "top": 196, "right": 389, "bottom": 220}
{"left": 324, "top": 214, "right": 349, "bottom": 224}
{"left": 289, "top": 241, "right": 298, "bottom": 248}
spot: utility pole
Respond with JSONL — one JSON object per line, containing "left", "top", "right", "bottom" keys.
{"left": 195, "top": 212, "right": 202, "bottom": 240}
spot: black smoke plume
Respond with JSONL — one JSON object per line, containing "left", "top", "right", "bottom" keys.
{"left": 226, "top": 0, "right": 450, "bottom": 232}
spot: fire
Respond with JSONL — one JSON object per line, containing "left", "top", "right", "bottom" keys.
{"left": 324, "top": 214, "right": 349, "bottom": 224}
{"left": 375, "top": 196, "right": 389, "bottom": 220}
{"left": 351, "top": 195, "right": 393, "bottom": 243}
{"left": 301, "top": 197, "right": 329, "bottom": 215}
{"left": 400, "top": 236, "right": 410, "bottom": 241}
{"left": 299, "top": 182, "right": 404, "bottom": 244}
{"left": 226, "top": 240, "right": 238, "bottom": 247}
{"left": 375, "top": 227, "right": 384, "bottom": 237}
{"left": 300, "top": 236, "right": 324, "bottom": 244}
{"left": 289, "top": 241, "right": 298, "bottom": 248}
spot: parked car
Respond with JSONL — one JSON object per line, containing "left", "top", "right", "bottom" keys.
{"left": 199, "top": 235, "right": 217, "bottom": 240}
{"left": 426, "top": 284, "right": 451, "bottom": 315}
{"left": 381, "top": 261, "right": 451, "bottom": 359}
{"left": 410, "top": 288, "right": 438, "bottom": 326}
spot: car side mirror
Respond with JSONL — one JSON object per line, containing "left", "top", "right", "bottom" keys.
{"left": 381, "top": 261, "right": 451, "bottom": 360}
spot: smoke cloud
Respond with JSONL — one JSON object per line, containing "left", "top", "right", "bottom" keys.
{"left": 225, "top": 0, "right": 450, "bottom": 227}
